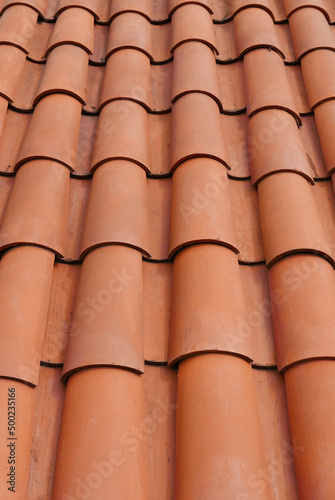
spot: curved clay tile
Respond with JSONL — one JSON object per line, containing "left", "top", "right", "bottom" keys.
{"left": 301, "top": 50, "right": 335, "bottom": 109}
{"left": 240, "top": 264, "right": 276, "bottom": 366}
{"left": 108, "top": 0, "right": 152, "bottom": 22}
{"left": 314, "top": 100, "right": 335, "bottom": 174}
{"left": 169, "top": 93, "right": 229, "bottom": 171}
{"left": 244, "top": 48, "right": 301, "bottom": 126}
{"left": 0, "top": 44, "right": 26, "bottom": 103}
{"left": 0, "top": 245, "right": 54, "bottom": 385}
{"left": 253, "top": 369, "right": 300, "bottom": 498}
{"left": 9, "top": 59, "right": 44, "bottom": 111}
{"left": 168, "top": 0, "right": 213, "bottom": 16}
{"left": 285, "top": 360, "right": 335, "bottom": 499}
{"left": 168, "top": 244, "right": 254, "bottom": 365}
{"left": 45, "top": 7, "right": 94, "bottom": 56}
{"left": 0, "top": 0, "right": 49, "bottom": 17}
{"left": 0, "top": 109, "right": 30, "bottom": 174}
{"left": 99, "top": 49, "right": 152, "bottom": 112}
{"left": 175, "top": 353, "right": 270, "bottom": 499}
{"left": 0, "top": 5, "right": 37, "bottom": 53}
{"left": 89, "top": 23, "right": 107, "bottom": 64}
{"left": 211, "top": 0, "right": 280, "bottom": 22}
{"left": 56, "top": 0, "right": 99, "bottom": 20}
{"left": 151, "top": 23, "right": 171, "bottom": 63}
{"left": 257, "top": 172, "right": 333, "bottom": 267}
{"left": 42, "top": 263, "right": 81, "bottom": 365}
{"left": 299, "top": 114, "right": 328, "bottom": 179}
{"left": 0, "top": 160, "right": 69, "bottom": 257}
{"left": 234, "top": 7, "right": 284, "bottom": 59}
{"left": 53, "top": 368, "right": 150, "bottom": 499}
{"left": 142, "top": 365, "right": 177, "bottom": 498}
{"left": 171, "top": 42, "right": 221, "bottom": 110}
{"left": 146, "top": 177, "right": 171, "bottom": 260}
{"left": 217, "top": 60, "right": 246, "bottom": 112}
{"left": 143, "top": 262, "right": 173, "bottom": 363}
{"left": 90, "top": 100, "right": 151, "bottom": 173}
{"left": 221, "top": 114, "right": 249, "bottom": 178}
{"left": 170, "top": 3, "right": 218, "bottom": 54}
{"left": 289, "top": 7, "right": 335, "bottom": 60}
{"left": 62, "top": 246, "right": 144, "bottom": 379}
{"left": 269, "top": 254, "right": 335, "bottom": 371}
{"left": 106, "top": 12, "right": 152, "bottom": 60}
{"left": 283, "top": 0, "right": 330, "bottom": 20}
{"left": 248, "top": 109, "right": 315, "bottom": 185}
{"left": 151, "top": 63, "right": 172, "bottom": 112}
{"left": 229, "top": 179, "right": 265, "bottom": 263}
{"left": 0, "top": 379, "right": 35, "bottom": 497}
{"left": 28, "top": 366, "right": 65, "bottom": 499}
{"left": 148, "top": 114, "right": 170, "bottom": 176}
{"left": 34, "top": 44, "right": 89, "bottom": 106}
{"left": 169, "top": 158, "right": 238, "bottom": 258}
{"left": 80, "top": 160, "right": 149, "bottom": 258}
{"left": 16, "top": 94, "right": 82, "bottom": 172}
{"left": 28, "top": 17, "right": 53, "bottom": 61}
{"left": 214, "top": 22, "right": 238, "bottom": 62}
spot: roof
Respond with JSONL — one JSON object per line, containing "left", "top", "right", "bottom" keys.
{"left": 0, "top": 0, "right": 334, "bottom": 498}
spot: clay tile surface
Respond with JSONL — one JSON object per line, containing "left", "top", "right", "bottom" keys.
{"left": 1, "top": 3, "right": 335, "bottom": 497}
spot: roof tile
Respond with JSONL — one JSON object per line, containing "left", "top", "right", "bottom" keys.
{"left": 62, "top": 246, "right": 144, "bottom": 380}
{"left": 301, "top": 49, "right": 335, "bottom": 109}
{"left": 109, "top": 0, "right": 152, "bottom": 22}
{"left": 314, "top": 99, "right": 335, "bottom": 174}
{"left": 106, "top": 12, "right": 152, "bottom": 60}
{"left": 0, "top": 44, "right": 26, "bottom": 102}
{"left": 146, "top": 177, "right": 171, "bottom": 260}
{"left": 0, "top": 4, "right": 37, "bottom": 53}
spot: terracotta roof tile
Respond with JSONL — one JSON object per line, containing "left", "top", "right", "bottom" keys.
{"left": 0, "top": 2, "right": 334, "bottom": 496}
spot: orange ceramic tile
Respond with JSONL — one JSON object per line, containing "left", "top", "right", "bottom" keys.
{"left": 146, "top": 177, "right": 171, "bottom": 261}
{"left": 28, "top": 366, "right": 65, "bottom": 499}
{"left": 0, "top": 0, "right": 49, "bottom": 17}
{"left": 56, "top": 0, "right": 100, "bottom": 20}
{"left": 300, "top": 114, "right": 328, "bottom": 179}
{"left": 221, "top": 113, "right": 249, "bottom": 178}
{"left": 84, "top": 64, "right": 103, "bottom": 113}
{"left": 0, "top": 109, "right": 31, "bottom": 174}
{"left": 0, "top": 175, "right": 13, "bottom": 225}
{"left": 170, "top": 93, "right": 229, "bottom": 171}
{"left": 285, "top": 360, "right": 335, "bottom": 499}
{"left": 289, "top": 7, "right": 335, "bottom": 60}
{"left": 106, "top": 12, "right": 152, "bottom": 60}
{"left": 143, "top": 262, "right": 172, "bottom": 363}
{"left": 62, "top": 246, "right": 144, "bottom": 379}
{"left": 0, "top": 378, "right": 36, "bottom": 498}
{"left": 151, "top": 62, "right": 173, "bottom": 112}
{"left": 214, "top": 21, "right": 238, "bottom": 62}
{"left": 99, "top": 49, "right": 152, "bottom": 111}
{"left": 42, "top": 262, "right": 81, "bottom": 364}
{"left": 109, "top": 0, "right": 152, "bottom": 22}
{"left": 171, "top": 42, "right": 221, "bottom": 109}
{"left": 253, "top": 369, "right": 299, "bottom": 499}
{"left": 240, "top": 265, "right": 276, "bottom": 366}
{"left": 234, "top": 7, "right": 284, "bottom": 59}
{"left": 62, "top": 177, "right": 91, "bottom": 261}
{"left": 142, "top": 364, "right": 177, "bottom": 499}
{"left": 28, "top": 19, "right": 53, "bottom": 62}
{"left": 90, "top": 100, "right": 151, "bottom": 173}
{"left": 170, "top": 3, "right": 218, "bottom": 54}
{"left": 269, "top": 254, "right": 335, "bottom": 371}
{"left": 217, "top": 60, "right": 246, "bottom": 112}
{"left": 74, "top": 114, "right": 97, "bottom": 175}
{"left": 53, "top": 367, "right": 150, "bottom": 499}
{"left": 168, "top": 244, "right": 254, "bottom": 365}
{"left": 258, "top": 172, "right": 333, "bottom": 267}
{"left": 283, "top": 0, "right": 335, "bottom": 21}
{"left": 175, "top": 353, "right": 270, "bottom": 499}
{"left": 11, "top": 59, "right": 44, "bottom": 111}
{"left": 0, "top": 45, "right": 26, "bottom": 103}
{"left": 168, "top": 0, "right": 213, "bottom": 16}
{"left": 211, "top": 0, "right": 287, "bottom": 23}
{"left": 90, "top": 23, "right": 107, "bottom": 64}
{"left": 151, "top": 23, "right": 171, "bottom": 63}
{"left": 80, "top": 160, "right": 149, "bottom": 259}
{"left": 248, "top": 109, "right": 314, "bottom": 185}
{"left": 0, "top": 5, "right": 37, "bottom": 53}
{"left": 45, "top": 7, "right": 94, "bottom": 56}
{"left": 229, "top": 179, "right": 265, "bottom": 263}
{"left": 314, "top": 100, "right": 335, "bottom": 174}
{"left": 0, "top": 246, "right": 53, "bottom": 385}
{"left": 301, "top": 49, "right": 335, "bottom": 109}
{"left": 34, "top": 44, "right": 89, "bottom": 106}
{"left": 0, "top": 160, "right": 69, "bottom": 257}
{"left": 285, "top": 63, "right": 311, "bottom": 115}
{"left": 169, "top": 158, "right": 238, "bottom": 258}
{"left": 148, "top": 113, "right": 171, "bottom": 176}
{"left": 311, "top": 179, "right": 335, "bottom": 253}
{"left": 244, "top": 48, "right": 301, "bottom": 125}
{"left": 16, "top": 93, "right": 82, "bottom": 171}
